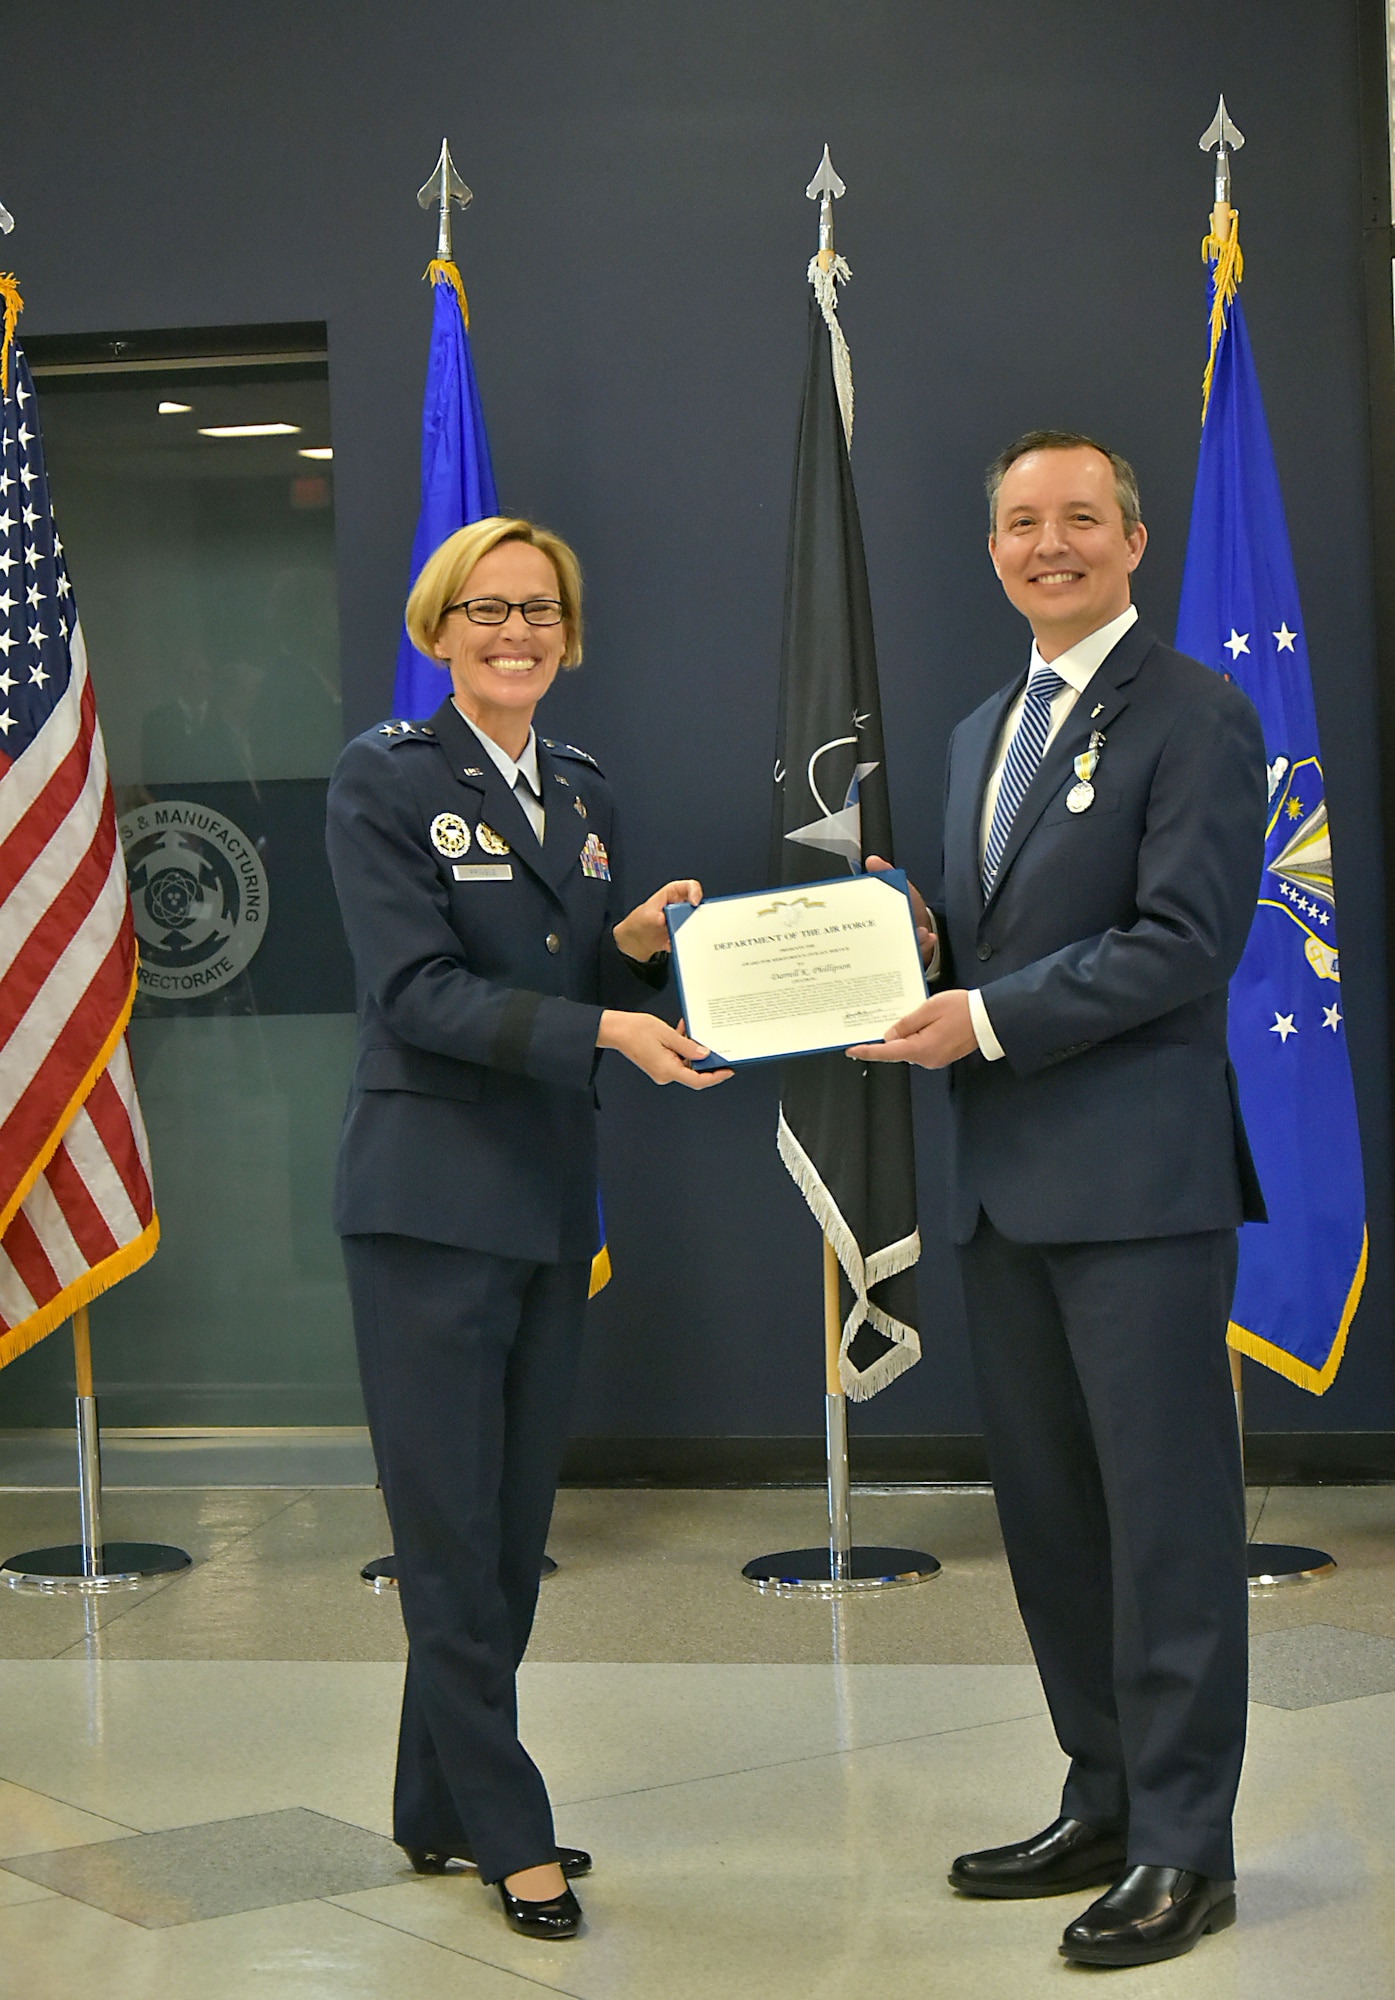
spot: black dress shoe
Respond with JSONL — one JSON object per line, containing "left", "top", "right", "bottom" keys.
{"left": 403, "top": 1843, "right": 592, "bottom": 1879}
{"left": 497, "top": 1880, "right": 582, "bottom": 1939}
{"left": 949, "top": 1817, "right": 1128, "bottom": 1898}
{"left": 1060, "top": 1865, "right": 1236, "bottom": 1966}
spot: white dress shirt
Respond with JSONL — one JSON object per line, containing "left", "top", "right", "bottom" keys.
{"left": 456, "top": 704, "right": 545, "bottom": 841}
{"left": 966, "top": 605, "right": 1138, "bottom": 1061}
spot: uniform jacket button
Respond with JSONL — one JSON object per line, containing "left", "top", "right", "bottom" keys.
{"left": 546, "top": 932, "right": 561, "bottom": 954}
{"left": 976, "top": 941, "right": 992, "bottom": 962}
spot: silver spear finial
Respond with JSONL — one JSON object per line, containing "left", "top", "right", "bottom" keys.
{"left": 417, "top": 138, "right": 472, "bottom": 261}
{"left": 1199, "top": 94, "right": 1245, "bottom": 209}
{"left": 806, "top": 145, "right": 845, "bottom": 271}
{"left": 0, "top": 197, "right": 13, "bottom": 236}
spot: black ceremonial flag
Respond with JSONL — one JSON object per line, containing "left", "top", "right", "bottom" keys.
{"left": 771, "top": 290, "right": 920, "bottom": 1398}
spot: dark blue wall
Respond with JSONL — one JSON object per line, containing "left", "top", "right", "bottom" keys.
{"left": 5, "top": 0, "right": 1389, "bottom": 1435}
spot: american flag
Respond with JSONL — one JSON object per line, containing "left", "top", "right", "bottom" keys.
{"left": 0, "top": 275, "right": 157, "bottom": 1369}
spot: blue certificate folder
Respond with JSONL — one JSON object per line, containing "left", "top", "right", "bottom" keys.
{"left": 664, "top": 869, "right": 927, "bottom": 1071}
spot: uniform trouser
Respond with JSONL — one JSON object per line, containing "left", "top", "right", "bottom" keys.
{"left": 956, "top": 1216, "right": 1247, "bottom": 1882}
{"left": 342, "top": 1232, "right": 590, "bottom": 1885}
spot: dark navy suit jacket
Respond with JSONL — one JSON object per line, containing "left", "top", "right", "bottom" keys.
{"left": 326, "top": 697, "right": 663, "bottom": 1263}
{"left": 937, "top": 621, "right": 1268, "bottom": 1246}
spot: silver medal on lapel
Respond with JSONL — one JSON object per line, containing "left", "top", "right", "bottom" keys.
{"left": 1067, "top": 731, "right": 1105, "bottom": 815}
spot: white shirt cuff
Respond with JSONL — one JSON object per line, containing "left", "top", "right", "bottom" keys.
{"left": 967, "top": 986, "right": 1006, "bottom": 1062}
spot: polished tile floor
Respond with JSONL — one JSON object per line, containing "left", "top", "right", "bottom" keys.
{"left": 0, "top": 1479, "right": 1391, "bottom": 1997}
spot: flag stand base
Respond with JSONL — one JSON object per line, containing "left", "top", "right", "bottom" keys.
{"left": 0, "top": 1316, "right": 190, "bottom": 1593}
{"left": 361, "top": 1553, "right": 559, "bottom": 1591}
{"left": 1247, "top": 1543, "right": 1335, "bottom": 1588}
{"left": 744, "top": 1242, "right": 940, "bottom": 1596}
{"left": 1232, "top": 1355, "right": 1335, "bottom": 1590}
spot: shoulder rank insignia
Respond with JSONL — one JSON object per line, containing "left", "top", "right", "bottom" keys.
{"left": 379, "top": 719, "right": 430, "bottom": 743}
{"left": 430, "top": 812, "right": 471, "bottom": 858}
{"left": 542, "top": 736, "right": 602, "bottom": 773}
{"left": 476, "top": 821, "right": 511, "bottom": 856}
{"left": 580, "top": 831, "right": 610, "bottom": 880}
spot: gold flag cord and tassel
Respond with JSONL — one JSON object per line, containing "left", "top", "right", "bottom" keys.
{"left": 1199, "top": 205, "right": 1242, "bottom": 425}
{"left": 424, "top": 257, "right": 469, "bottom": 328}
{"left": 0, "top": 271, "right": 23, "bottom": 397}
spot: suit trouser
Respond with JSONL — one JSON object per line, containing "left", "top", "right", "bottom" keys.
{"left": 957, "top": 1216, "right": 1247, "bottom": 1881}
{"left": 342, "top": 1232, "right": 590, "bottom": 1884}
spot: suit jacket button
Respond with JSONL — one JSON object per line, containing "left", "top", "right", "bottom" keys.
{"left": 976, "top": 942, "right": 992, "bottom": 962}
{"left": 546, "top": 932, "right": 561, "bottom": 954}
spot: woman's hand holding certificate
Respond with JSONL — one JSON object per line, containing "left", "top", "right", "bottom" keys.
{"left": 665, "top": 870, "right": 928, "bottom": 1069}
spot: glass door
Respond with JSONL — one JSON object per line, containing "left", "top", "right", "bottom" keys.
{"left": 0, "top": 326, "right": 360, "bottom": 1425}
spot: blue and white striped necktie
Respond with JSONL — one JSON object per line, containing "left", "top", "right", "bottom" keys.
{"left": 981, "top": 665, "right": 1066, "bottom": 898}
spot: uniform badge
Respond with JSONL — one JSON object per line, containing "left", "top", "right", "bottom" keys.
{"left": 430, "top": 812, "right": 472, "bottom": 858}
{"left": 476, "top": 821, "right": 511, "bottom": 856}
{"left": 573, "top": 796, "right": 588, "bottom": 818}
{"left": 580, "top": 832, "right": 611, "bottom": 880}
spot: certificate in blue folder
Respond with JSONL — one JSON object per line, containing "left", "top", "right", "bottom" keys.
{"left": 665, "top": 870, "right": 928, "bottom": 1070}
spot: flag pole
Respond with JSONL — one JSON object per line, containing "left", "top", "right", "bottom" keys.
{"left": 1, "top": 1308, "right": 190, "bottom": 1592}
{"left": 823, "top": 1236, "right": 852, "bottom": 1583}
{"left": 741, "top": 151, "right": 938, "bottom": 1596}
{"left": 362, "top": 141, "right": 546, "bottom": 1589}
{"left": 1193, "top": 100, "right": 1334, "bottom": 1590}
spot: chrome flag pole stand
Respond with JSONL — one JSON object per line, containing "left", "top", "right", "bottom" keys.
{"left": 1234, "top": 1352, "right": 1335, "bottom": 1589}
{"left": 361, "top": 1553, "right": 558, "bottom": 1591}
{"left": 1, "top": 1310, "right": 190, "bottom": 1592}
{"left": 743, "top": 1239, "right": 940, "bottom": 1594}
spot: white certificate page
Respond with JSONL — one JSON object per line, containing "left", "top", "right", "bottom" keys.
{"left": 669, "top": 872, "right": 927, "bottom": 1067}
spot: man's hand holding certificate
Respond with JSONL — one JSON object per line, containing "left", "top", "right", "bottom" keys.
{"left": 665, "top": 870, "right": 929, "bottom": 1069}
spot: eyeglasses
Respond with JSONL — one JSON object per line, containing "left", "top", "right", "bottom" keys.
{"left": 444, "top": 596, "right": 565, "bottom": 627}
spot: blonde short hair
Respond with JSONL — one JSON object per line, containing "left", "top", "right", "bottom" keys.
{"left": 404, "top": 517, "right": 584, "bottom": 667}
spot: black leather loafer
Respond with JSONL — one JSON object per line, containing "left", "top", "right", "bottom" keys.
{"left": 497, "top": 1880, "right": 582, "bottom": 1939}
{"left": 949, "top": 1816, "right": 1128, "bottom": 1898}
{"left": 1059, "top": 1865, "right": 1236, "bottom": 1966}
{"left": 403, "top": 1843, "right": 592, "bottom": 1879}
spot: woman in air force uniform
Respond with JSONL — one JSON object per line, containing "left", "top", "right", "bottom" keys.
{"left": 326, "top": 517, "right": 727, "bottom": 1940}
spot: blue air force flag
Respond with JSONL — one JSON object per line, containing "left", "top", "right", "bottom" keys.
{"left": 390, "top": 260, "right": 498, "bottom": 718}
{"left": 1175, "top": 237, "right": 1365, "bottom": 1392}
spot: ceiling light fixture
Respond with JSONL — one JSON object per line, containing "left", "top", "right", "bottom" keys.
{"left": 297, "top": 446, "right": 333, "bottom": 460}
{"left": 197, "top": 422, "right": 302, "bottom": 439}
{"left": 158, "top": 400, "right": 192, "bottom": 415}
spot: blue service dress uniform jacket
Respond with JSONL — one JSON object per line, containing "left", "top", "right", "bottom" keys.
{"left": 326, "top": 694, "right": 665, "bottom": 1885}
{"left": 932, "top": 623, "right": 1267, "bottom": 1884}
{"left": 328, "top": 695, "right": 666, "bottom": 1262}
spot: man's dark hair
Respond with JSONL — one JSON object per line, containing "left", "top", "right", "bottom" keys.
{"left": 986, "top": 429, "right": 1142, "bottom": 536}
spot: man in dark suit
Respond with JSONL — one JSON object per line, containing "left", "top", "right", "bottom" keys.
{"left": 852, "top": 431, "right": 1267, "bottom": 1969}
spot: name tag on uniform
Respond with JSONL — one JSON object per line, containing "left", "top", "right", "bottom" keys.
{"left": 453, "top": 862, "right": 513, "bottom": 882}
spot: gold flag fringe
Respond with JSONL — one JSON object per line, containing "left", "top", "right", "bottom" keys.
{"left": 0, "top": 271, "right": 23, "bottom": 398}
{"left": 425, "top": 257, "right": 469, "bottom": 329}
{"left": 1200, "top": 211, "right": 1243, "bottom": 425}
{"left": 1226, "top": 1227, "right": 1368, "bottom": 1396}
{"left": 0, "top": 1215, "right": 160, "bottom": 1373}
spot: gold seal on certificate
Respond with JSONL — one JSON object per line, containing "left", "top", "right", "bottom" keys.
{"left": 666, "top": 870, "right": 928, "bottom": 1068}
